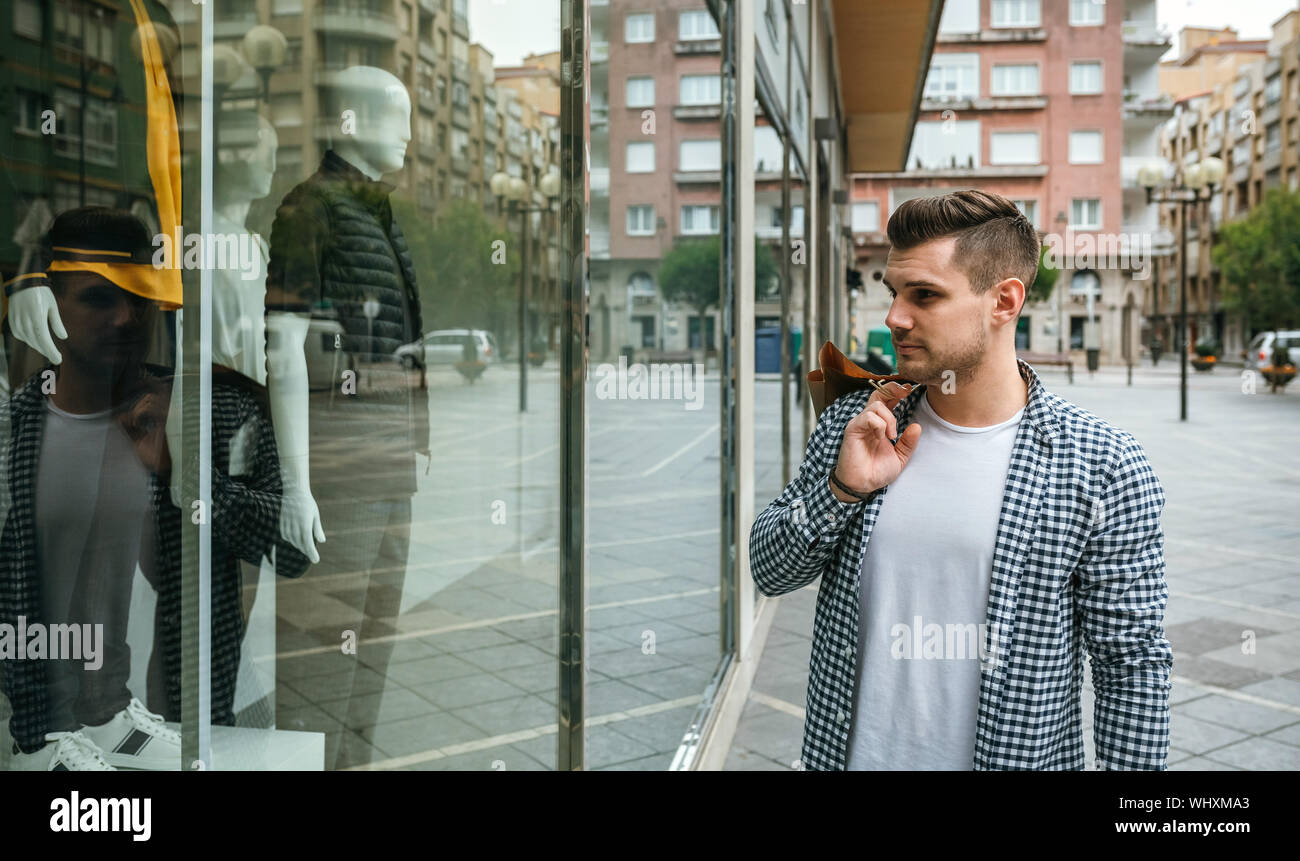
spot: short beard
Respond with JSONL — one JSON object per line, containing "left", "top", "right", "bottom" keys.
{"left": 911, "top": 322, "right": 987, "bottom": 388}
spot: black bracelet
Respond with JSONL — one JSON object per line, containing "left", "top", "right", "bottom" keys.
{"left": 829, "top": 468, "right": 876, "bottom": 502}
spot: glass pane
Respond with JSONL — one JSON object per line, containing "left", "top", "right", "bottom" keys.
{"left": 586, "top": 0, "right": 724, "bottom": 770}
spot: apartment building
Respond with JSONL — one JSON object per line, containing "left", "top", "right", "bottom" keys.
{"left": 848, "top": 0, "right": 1170, "bottom": 366}
{"left": 1154, "top": 9, "right": 1300, "bottom": 358}
{"left": 1159, "top": 26, "right": 1268, "bottom": 99}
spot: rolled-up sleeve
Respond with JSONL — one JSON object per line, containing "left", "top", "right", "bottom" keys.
{"left": 749, "top": 398, "right": 874, "bottom": 597}
{"left": 1075, "top": 433, "right": 1173, "bottom": 771}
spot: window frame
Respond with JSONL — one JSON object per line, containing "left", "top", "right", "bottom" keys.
{"left": 1068, "top": 129, "right": 1104, "bottom": 164}
{"left": 1069, "top": 60, "right": 1104, "bottom": 95}
{"left": 625, "top": 140, "right": 655, "bottom": 173}
{"left": 625, "top": 11, "right": 655, "bottom": 43}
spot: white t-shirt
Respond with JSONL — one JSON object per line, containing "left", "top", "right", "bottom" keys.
{"left": 845, "top": 390, "right": 1024, "bottom": 770}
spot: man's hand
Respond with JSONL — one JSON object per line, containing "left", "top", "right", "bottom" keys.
{"left": 830, "top": 382, "right": 922, "bottom": 501}
{"left": 119, "top": 379, "right": 172, "bottom": 478}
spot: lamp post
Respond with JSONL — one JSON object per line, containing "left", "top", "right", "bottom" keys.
{"left": 1055, "top": 209, "right": 1067, "bottom": 357}
{"left": 492, "top": 169, "right": 561, "bottom": 413}
{"left": 1139, "top": 155, "right": 1225, "bottom": 421}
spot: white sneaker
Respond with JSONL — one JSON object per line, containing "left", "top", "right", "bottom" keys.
{"left": 9, "top": 730, "right": 117, "bottom": 771}
{"left": 79, "top": 698, "right": 181, "bottom": 771}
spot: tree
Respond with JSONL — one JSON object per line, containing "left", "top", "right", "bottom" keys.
{"left": 1212, "top": 187, "right": 1300, "bottom": 337}
{"left": 658, "top": 235, "right": 779, "bottom": 347}
{"left": 1027, "top": 243, "right": 1059, "bottom": 307}
{"left": 390, "top": 196, "right": 518, "bottom": 338}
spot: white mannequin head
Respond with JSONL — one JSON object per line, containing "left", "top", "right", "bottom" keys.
{"left": 216, "top": 113, "right": 278, "bottom": 208}
{"left": 327, "top": 66, "right": 411, "bottom": 180}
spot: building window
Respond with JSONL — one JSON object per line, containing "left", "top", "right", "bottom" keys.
{"left": 681, "top": 205, "right": 720, "bottom": 235}
{"left": 625, "top": 12, "right": 654, "bottom": 43}
{"left": 991, "top": 0, "right": 1040, "bottom": 28}
{"left": 679, "top": 139, "right": 721, "bottom": 171}
{"left": 679, "top": 74, "right": 721, "bottom": 105}
{"left": 1069, "top": 61, "right": 1103, "bottom": 94}
{"left": 937, "top": 0, "right": 978, "bottom": 34}
{"left": 15, "top": 89, "right": 46, "bottom": 133}
{"left": 1069, "top": 130, "right": 1103, "bottom": 163}
{"left": 14, "top": 0, "right": 42, "bottom": 40}
{"left": 908, "top": 119, "right": 980, "bottom": 169}
{"left": 1069, "top": 0, "right": 1103, "bottom": 26}
{"left": 990, "top": 131, "right": 1040, "bottom": 165}
{"left": 626, "top": 141, "right": 655, "bottom": 173}
{"left": 53, "top": 87, "right": 117, "bottom": 166}
{"left": 626, "top": 76, "right": 654, "bottom": 108}
{"left": 626, "top": 205, "right": 655, "bottom": 236}
{"left": 924, "top": 53, "right": 979, "bottom": 101}
{"left": 1012, "top": 199, "right": 1039, "bottom": 228}
{"left": 679, "top": 9, "right": 719, "bottom": 40}
{"left": 1071, "top": 198, "right": 1102, "bottom": 229}
{"left": 990, "top": 64, "right": 1039, "bottom": 96}
{"left": 851, "top": 201, "right": 879, "bottom": 233}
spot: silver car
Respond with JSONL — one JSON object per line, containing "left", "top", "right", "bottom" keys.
{"left": 1243, "top": 330, "right": 1300, "bottom": 370}
{"left": 396, "top": 329, "right": 499, "bottom": 368}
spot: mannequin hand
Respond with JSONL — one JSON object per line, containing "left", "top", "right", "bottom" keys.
{"left": 279, "top": 486, "right": 325, "bottom": 564}
{"left": 9, "top": 286, "right": 67, "bottom": 364}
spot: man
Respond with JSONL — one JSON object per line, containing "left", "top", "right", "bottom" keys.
{"left": 1, "top": 207, "right": 305, "bottom": 770}
{"left": 750, "top": 190, "right": 1172, "bottom": 771}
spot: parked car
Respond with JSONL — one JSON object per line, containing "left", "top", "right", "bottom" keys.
{"left": 1242, "top": 330, "right": 1300, "bottom": 371}
{"left": 395, "top": 329, "right": 499, "bottom": 369}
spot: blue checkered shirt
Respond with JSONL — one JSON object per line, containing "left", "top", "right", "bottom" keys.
{"left": 750, "top": 359, "right": 1172, "bottom": 770}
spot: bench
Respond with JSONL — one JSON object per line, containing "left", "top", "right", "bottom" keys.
{"left": 1017, "top": 351, "right": 1074, "bottom": 384}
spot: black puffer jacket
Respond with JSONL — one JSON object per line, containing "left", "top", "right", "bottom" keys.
{"left": 264, "top": 150, "right": 431, "bottom": 491}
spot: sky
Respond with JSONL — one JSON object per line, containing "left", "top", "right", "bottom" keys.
{"left": 463, "top": 0, "right": 1300, "bottom": 67}
{"left": 1158, "top": 0, "right": 1298, "bottom": 58}
{"left": 466, "top": 0, "right": 562, "bottom": 67}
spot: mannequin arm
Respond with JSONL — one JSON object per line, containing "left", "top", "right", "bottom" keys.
{"left": 8, "top": 286, "right": 67, "bottom": 364}
{"left": 266, "top": 310, "right": 324, "bottom": 562}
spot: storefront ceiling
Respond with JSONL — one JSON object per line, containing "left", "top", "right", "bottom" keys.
{"left": 830, "top": 0, "right": 943, "bottom": 173}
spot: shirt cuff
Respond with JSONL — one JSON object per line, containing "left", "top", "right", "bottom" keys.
{"left": 789, "top": 470, "right": 868, "bottom": 546}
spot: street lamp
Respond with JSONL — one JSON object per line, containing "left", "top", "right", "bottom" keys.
{"left": 1140, "top": 155, "right": 1225, "bottom": 421}
{"left": 242, "top": 25, "right": 289, "bottom": 104}
{"left": 493, "top": 169, "right": 561, "bottom": 412}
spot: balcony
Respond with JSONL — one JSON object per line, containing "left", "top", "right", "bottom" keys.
{"left": 673, "top": 104, "right": 722, "bottom": 120}
{"left": 591, "top": 41, "right": 609, "bottom": 63}
{"left": 1122, "top": 92, "right": 1174, "bottom": 120}
{"left": 417, "top": 87, "right": 436, "bottom": 111}
{"left": 315, "top": 4, "right": 399, "bottom": 41}
{"left": 919, "top": 95, "right": 1046, "bottom": 112}
{"left": 452, "top": 12, "right": 469, "bottom": 39}
{"left": 675, "top": 39, "right": 721, "bottom": 55}
{"left": 1261, "top": 103, "right": 1282, "bottom": 128}
{"left": 673, "top": 170, "right": 722, "bottom": 185}
{"left": 451, "top": 103, "right": 470, "bottom": 129}
{"left": 1121, "top": 21, "right": 1171, "bottom": 49}
{"left": 936, "top": 28, "right": 1046, "bottom": 44}
{"left": 451, "top": 155, "right": 471, "bottom": 175}
{"left": 590, "top": 167, "right": 609, "bottom": 195}
{"left": 418, "top": 0, "right": 435, "bottom": 12}
{"left": 1232, "top": 160, "right": 1251, "bottom": 184}
{"left": 418, "top": 41, "right": 436, "bottom": 64}
{"left": 870, "top": 164, "right": 1049, "bottom": 180}
{"left": 452, "top": 58, "right": 471, "bottom": 83}
{"left": 506, "top": 139, "right": 523, "bottom": 157}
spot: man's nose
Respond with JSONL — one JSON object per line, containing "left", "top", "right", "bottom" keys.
{"left": 884, "top": 300, "right": 909, "bottom": 333}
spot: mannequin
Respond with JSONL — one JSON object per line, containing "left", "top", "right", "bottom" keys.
{"left": 265, "top": 66, "right": 413, "bottom": 563}
{"left": 212, "top": 113, "right": 277, "bottom": 384}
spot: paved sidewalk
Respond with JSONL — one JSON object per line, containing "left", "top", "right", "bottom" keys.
{"left": 728, "top": 360, "right": 1300, "bottom": 770}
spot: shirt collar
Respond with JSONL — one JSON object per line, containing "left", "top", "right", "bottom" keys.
{"left": 896, "top": 358, "right": 1060, "bottom": 442}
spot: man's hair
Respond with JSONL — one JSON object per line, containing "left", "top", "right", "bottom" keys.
{"left": 42, "top": 206, "right": 153, "bottom": 292}
{"left": 886, "top": 189, "right": 1040, "bottom": 306}
{"left": 43, "top": 206, "right": 152, "bottom": 258}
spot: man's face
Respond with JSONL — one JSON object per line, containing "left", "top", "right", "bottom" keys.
{"left": 52, "top": 272, "right": 152, "bottom": 369}
{"left": 882, "top": 236, "right": 994, "bottom": 387}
